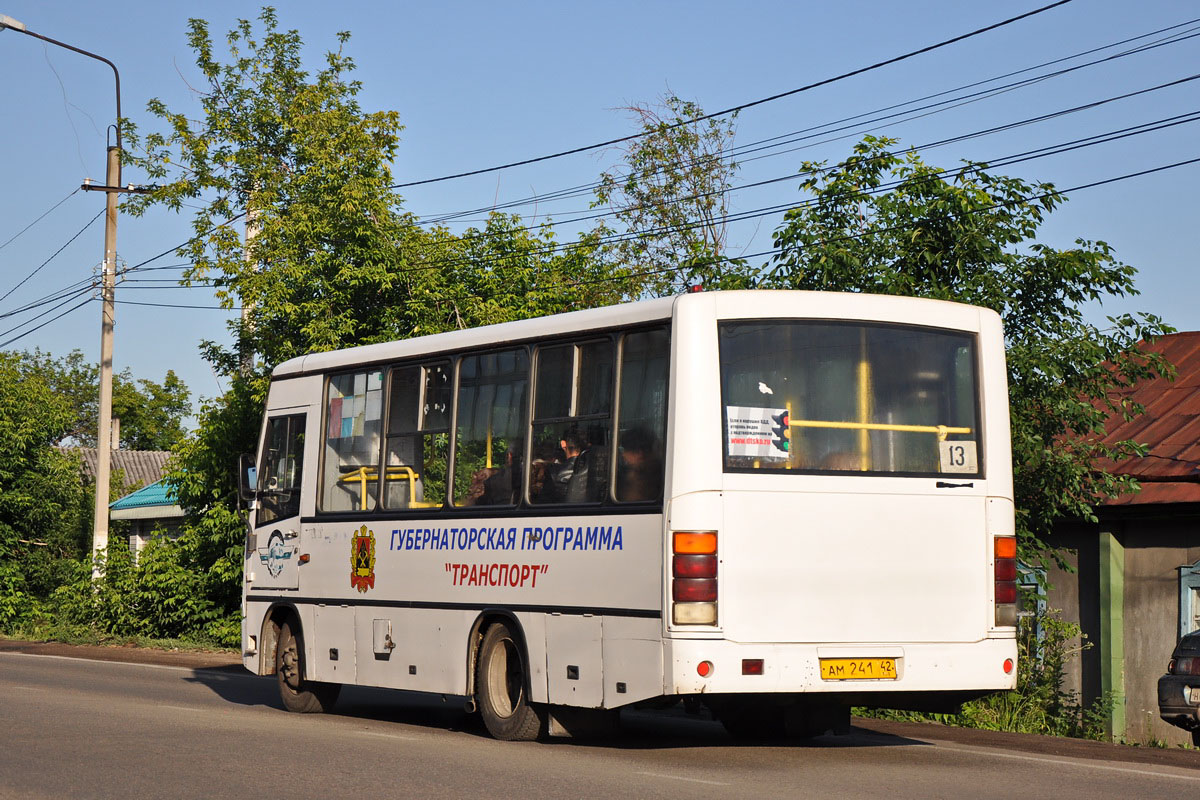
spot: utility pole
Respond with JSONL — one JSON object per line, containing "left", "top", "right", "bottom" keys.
{"left": 90, "top": 143, "right": 120, "bottom": 565}
{"left": 240, "top": 201, "right": 258, "bottom": 377}
{"left": 0, "top": 14, "right": 146, "bottom": 573}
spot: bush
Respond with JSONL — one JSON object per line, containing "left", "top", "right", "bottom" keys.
{"left": 860, "top": 609, "right": 1113, "bottom": 740}
{"left": 45, "top": 535, "right": 236, "bottom": 646}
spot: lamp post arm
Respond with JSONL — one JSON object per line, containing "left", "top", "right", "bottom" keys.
{"left": 9, "top": 25, "right": 122, "bottom": 158}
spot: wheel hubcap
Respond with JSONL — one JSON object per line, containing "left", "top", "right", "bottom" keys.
{"left": 281, "top": 642, "right": 300, "bottom": 689}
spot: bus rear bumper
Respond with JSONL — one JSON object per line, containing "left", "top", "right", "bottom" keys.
{"left": 664, "top": 636, "right": 1017, "bottom": 699}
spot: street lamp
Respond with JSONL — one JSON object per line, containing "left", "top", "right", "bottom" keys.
{"left": 1, "top": 13, "right": 124, "bottom": 571}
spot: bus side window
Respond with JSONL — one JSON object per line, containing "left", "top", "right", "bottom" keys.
{"left": 319, "top": 370, "right": 384, "bottom": 512}
{"left": 530, "top": 339, "right": 613, "bottom": 505}
{"left": 453, "top": 349, "right": 529, "bottom": 507}
{"left": 258, "top": 413, "right": 306, "bottom": 526}
{"left": 615, "top": 328, "right": 669, "bottom": 503}
{"left": 383, "top": 362, "right": 450, "bottom": 510}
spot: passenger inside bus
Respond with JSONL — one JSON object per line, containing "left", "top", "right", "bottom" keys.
{"left": 543, "top": 424, "right": 590, "bottom": 503}
{"left": 616, "top": 427, "right": 663, "bottom": 501}
{"left": 466, "top": 439, "right": 523, "bottom": 507}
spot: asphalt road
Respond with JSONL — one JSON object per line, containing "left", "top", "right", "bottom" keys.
{"left": 1, "top": 648, "right": 1198, "bottom": 799}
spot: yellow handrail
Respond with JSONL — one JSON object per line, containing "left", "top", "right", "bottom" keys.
{"left": 338, "top": 465, "right": 437, "bottom": 508}
{"left": 789, "top": 419, "right": 971, "bottom": 442}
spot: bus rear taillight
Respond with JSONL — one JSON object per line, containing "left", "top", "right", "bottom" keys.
{"left": 994, "top": 536, "right": 1018, "bottom": 627}
{"left": 672, "top": 531, "right": 717, "bottom": 625}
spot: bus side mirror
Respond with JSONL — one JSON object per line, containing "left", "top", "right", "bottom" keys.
{"left": 238, "top": 453, "right": 257, "bottom": 503}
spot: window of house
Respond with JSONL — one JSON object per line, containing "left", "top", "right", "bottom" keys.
{"left": 453, "top": 349, "right": 529, "bottom": 507}
{"left": 530, "top": 340, "right": 613, "bottom": 505}
{"left": 382, "top": 361, "right": 451, "bottom": 510}
{"left": 1180, "top": 561, "right": 1200, "bottom": 639}
{"left": 320, "top": 370, "right": 384, "bottom": 512}
{"left": 1018, "top": 564, "right": 1047, "bottom": 652}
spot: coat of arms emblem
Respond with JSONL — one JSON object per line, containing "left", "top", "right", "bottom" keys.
{"left": 350, "top": 525, "right": 376, "bottom": 592}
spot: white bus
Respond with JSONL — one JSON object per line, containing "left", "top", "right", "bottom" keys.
{"left": 240, "top": 289, "right": 1018, "bottom": 740}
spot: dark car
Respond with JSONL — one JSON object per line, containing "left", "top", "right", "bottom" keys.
{"left": 1158, "top": 629, "right": 1200, "bottom": 746}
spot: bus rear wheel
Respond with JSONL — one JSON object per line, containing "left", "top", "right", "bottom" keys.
{"left": 476, "top": 622, "right": 544, "bottom": 741}
{"left": 276, "top": 619, "right": 340, "bottom": 713}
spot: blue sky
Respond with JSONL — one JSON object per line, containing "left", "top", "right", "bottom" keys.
{"left": 0, "top": 0, "right": 1195, "bottom": 412}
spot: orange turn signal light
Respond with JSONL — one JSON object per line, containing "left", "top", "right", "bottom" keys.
{"left": 674, "top": 531, "right": 717, "bottom": 555}
{"left": 995, "top": 536, "right": 1017, "bottom": 559}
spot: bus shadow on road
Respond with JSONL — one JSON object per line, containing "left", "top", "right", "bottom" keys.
{"left": 185, "top": 666, "right": 931, "bottom": 749}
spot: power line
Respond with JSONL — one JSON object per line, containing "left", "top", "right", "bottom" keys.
{"left": 111, "top": 104, "right": 1199, "bottom": 307}
{"left": 390, "top": 80, "right": 1200, "bottom": 269}
{"left": 113, "top": 298, "right": 238, "bottom": 311}
{"left": 527, "top": 153, "right": 1200, "bottom": 299}
{"left": 0, "top": 289, "right": 92, "bottom": 348}
{"left": 0, "top": 276, "right": 96, "bottom": 321}
{"left": 129, "top": 114, "right": 1200, "bottom": 301}
{"left": 391, "top": 1, "right": 1076, "bottom": 189}
{"left": 108, "top": 155, "right": 1200, "bottom": 317}
{"left": 0, "top": 188, "right": 81, "bottom": 252}
{"left": 122, "top": 212, "right": 247, "bottom": 272}
{"left": 415, "top": 111, "right": 1200, "bottom": 277}
{"left": 419, "top": 17, "right": 1200, "bottom": 225}
{"left": 0, "top": 208, "right": 104, "bottom": 304}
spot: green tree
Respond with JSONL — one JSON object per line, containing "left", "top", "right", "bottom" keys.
{"left": 118, "top": 9, "right": 629, "bottom": 640}
{"left": 0, "top": 352, "right": 86, "bottom": 628}
{"left": 593, "top": 93, "right": 751, "bottom": 294}
{"left": 125, "top": 7, "right": 414, "bottom": 374}
{"left": 766, "top": 136, "right": 1172, "bottom": 563}
{"left": 25, "top": 349, "right": 190, "bottom": 451}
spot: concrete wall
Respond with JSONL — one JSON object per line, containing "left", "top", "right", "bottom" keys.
{"left": 1121, "top": 518, "right": 1200, "bottom": 745}
{"left": 1044, "top": 522, "right": 1099, "bottom": 707}
{"left": 1047, "top": 512, "right": 1200, "bottom": 746}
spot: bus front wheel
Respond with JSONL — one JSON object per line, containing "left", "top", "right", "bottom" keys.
{"left": 276, "top": 619, "right": 340, "bottom": 713}
{"left": 476, "top": 622, "right": 544, "bottom": 741}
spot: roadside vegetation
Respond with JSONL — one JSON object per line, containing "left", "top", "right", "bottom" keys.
{"left": 859, "top": 610, "right": 1115, "bottom": 741}
{"left": 0, "top": 7, "right": 1172, "bottom": 744}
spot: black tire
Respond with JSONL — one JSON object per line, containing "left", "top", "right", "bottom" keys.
{"left": 1192, "top": 728, "right": 1200, "bottom": 748}
{"left": 476, "top": 621, "right": 544, "bottom": 741}
{"left": 276, "top": 619, "right": 340, "bottom": 713}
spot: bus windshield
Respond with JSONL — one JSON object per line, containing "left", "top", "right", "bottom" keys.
{"left": 719, "top": 320, "right": 980, "bottom": 476}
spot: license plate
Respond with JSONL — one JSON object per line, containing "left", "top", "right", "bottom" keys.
{"left": 820, "top": 658, "right": 898, "bottom": 681}
{"left": 1189, "top": 687, "right": 1200, "bottom": 703}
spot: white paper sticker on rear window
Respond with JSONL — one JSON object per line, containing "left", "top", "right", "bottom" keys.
{"left": 726, "top": 405, "right": 790, "bottom": 460}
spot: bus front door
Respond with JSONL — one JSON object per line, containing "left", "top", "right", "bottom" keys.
{"left": 251, "top": 412, "right": 308, "bottom": 592}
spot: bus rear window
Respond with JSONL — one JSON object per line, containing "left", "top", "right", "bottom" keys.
{"left": 719, "top": 321, "right": 980, "bottom": 476}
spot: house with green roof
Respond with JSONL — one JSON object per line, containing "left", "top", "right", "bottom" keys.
{"left": 109, "top": 479, "right": 185, "bottom": 555}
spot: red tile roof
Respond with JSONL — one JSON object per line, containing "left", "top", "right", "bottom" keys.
{"left": 1097, "top": 331, "right": 1200, "bottom": 505}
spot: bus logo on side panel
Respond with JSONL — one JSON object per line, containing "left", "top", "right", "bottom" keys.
{"left": 351, "top": 525, "right": 376, "bottom": 593}
{"left": 259, "top": 531, "right": 295, "bottom": 578}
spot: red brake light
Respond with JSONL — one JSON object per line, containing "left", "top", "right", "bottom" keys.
{"left": 994, "top": 581, "right": 1018, "bottom": 605}
{"left": 673, "top": 554, "right": 717, "bottom": 578}
{"left": 674, "top": 578, "right": 717, "bottom": 602}
{"left": 672, "top": 531, "right": 718, "bottom": 625}
{"left": 742, "top": 659, "right": 764, "bottom": 676}
{"left": 994, "top": 536, "right": 1018, "bottom": 626}
{"left": 1175, "top": 657, "right": 1200, "bottom": 676}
